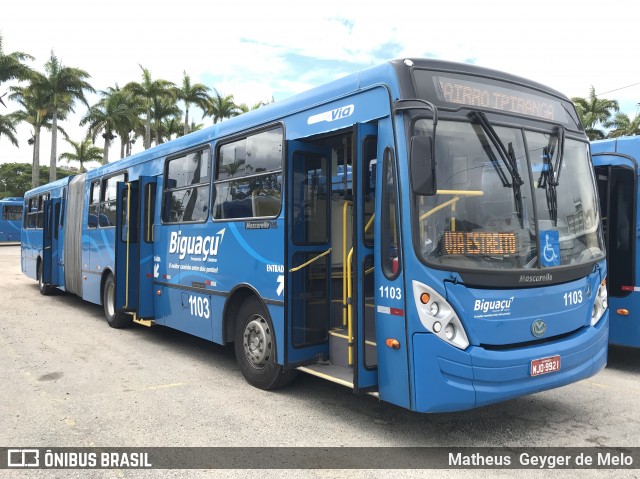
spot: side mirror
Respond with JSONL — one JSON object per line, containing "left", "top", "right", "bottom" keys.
{"left": 410, "top": 135, "right": 436, "bottom": 195}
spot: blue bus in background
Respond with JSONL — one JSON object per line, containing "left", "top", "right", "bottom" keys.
{"left": 0, "top": 197, "right": 23, "bottom": 243}
{"left": 22, "top": 59, "right": 608, "bottom": 412}
{"left": 591, "top": 136, "right": 640, "bottom": 348}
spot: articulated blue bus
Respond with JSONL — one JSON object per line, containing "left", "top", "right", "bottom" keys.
{"left": 591, "top": 136, "right": 639, "bottom": 347}
{"left": 0, "top": 197, "right": 23, "bottom": 243}
{"left": 22, "top": 59, "right": 608, "bottom": 412}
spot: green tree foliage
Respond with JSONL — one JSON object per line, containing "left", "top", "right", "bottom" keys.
{"left": 82, "top": 86, "right": 142, "bottom": 164}
{"left": 572, "top": 86, "right": 619, "bottom": 140}
{"left": 206, "top": 88, "right": 241, "bottom": 124}
{"left": 177, "top": 71, "right": 210, "bottom": 135}
{"left": 32, "top": 52, "right": 94, "bottom": 182}
{"left": 0, "top": 163, "right": 73, "bottom": 197}
{"left": 124, "top": 66, "right": 176, "bottom": 149}
{"left": 604, "top": 112, "right": 640, "bottom": 138}
{"left": 59, "top": 137, "right": 103, "bottom": 172}
{"left": 10, "top": 80, "right": 52, "bottom": 188}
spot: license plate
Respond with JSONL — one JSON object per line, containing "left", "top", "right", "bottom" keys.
{"left": 530, "top": 355, "right": 561, "bottom": 377}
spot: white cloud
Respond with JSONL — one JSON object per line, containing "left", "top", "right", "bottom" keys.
{"left": 1, "top": 0, "right": 639, "bottom": 170}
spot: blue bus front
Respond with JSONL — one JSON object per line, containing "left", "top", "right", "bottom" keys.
{"left": 390, "top": 65, "right": 608, "bottom": 412}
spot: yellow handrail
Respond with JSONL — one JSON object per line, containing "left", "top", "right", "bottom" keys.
{"left": 436, "top": 189, "right": 484, "bottom": 196}
{"left": 420, "top": 197, "right": 460, "bottom": 221}
{"left": 342, "top": 201, "right": 351, "bottom": 327}
{"left": 289, "top": 248, "right": 332, "bottom": 273}
{"left": 346, "top": 247, "right": 354, "bottom": 366}
{"left": 124, "top": 182, "right": 131, "bottom": 308}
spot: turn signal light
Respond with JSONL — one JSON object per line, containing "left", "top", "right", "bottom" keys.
{"left": 420, "top": 293, "right": 430, "bottom": 304}
{"left": 617, "top": 309, "right": 629, "bottom": 316}
{"left": 385, "top": 338, "right": 401, "bottom": 350}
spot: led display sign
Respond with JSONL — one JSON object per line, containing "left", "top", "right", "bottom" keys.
{"left": 443, "top": 231, "right": 517, "bottom": 256}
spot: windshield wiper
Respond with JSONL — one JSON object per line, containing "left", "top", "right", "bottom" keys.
{"left": 470, "top": 111, "right": 525, "bottom": 227}
{"left": 537, "top": 126, "right": 564, "bottom": 225}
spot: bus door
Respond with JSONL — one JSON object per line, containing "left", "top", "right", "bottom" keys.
{"left": 593, "top": 153, "right": 638, "bottom": 346}
{"left": 352, "top": 123, "right": 378, "bottom": 391}
{"left": 42, "top": 197, "right": 61, "bottom": 286}
{"left": 115, "top": 177, "right": 157, "bottom": 319}
{"left": 286, "top": 140, "right": 333, "bottom": 365}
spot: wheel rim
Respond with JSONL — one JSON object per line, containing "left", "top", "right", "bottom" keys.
{"left": 243, "top": 315, "right": 272, "bottom": 369}
{"left": 105, "top": 280, "right": 115, "bottom": 317}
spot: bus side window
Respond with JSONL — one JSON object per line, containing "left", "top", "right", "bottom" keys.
{"left": 381, "top": 148, "right": 401, "bottom": 278}
{"left": 88, "top": 180, "right": 100, "bottom": 228}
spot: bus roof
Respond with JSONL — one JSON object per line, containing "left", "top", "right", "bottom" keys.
{"left": 28, "top": 58, "right": 576, "bottom": 190}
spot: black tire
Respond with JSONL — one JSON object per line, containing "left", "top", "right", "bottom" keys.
{"left": 234, "top": 296, "right": 297, "bottom": 390}
{"left": 38, "top": 260, "right": 54, "bottom": 295}
{"left": 103, "top": 273, "right": 133, "bottom": 328}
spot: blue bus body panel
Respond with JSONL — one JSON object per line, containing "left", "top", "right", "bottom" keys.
{"left": 22, "top": 178, "right": 71, "bottom": 283}
{"left": 445, "top": 274, "right": 598, "bottom": 346}
{"left": 412, "top": 314, "right": 608, "bottom": 412}
{"left": 591, "top": 137, "right": 640, "bottom": 347}
{"left": 0, "top": 197, "right": 23, "bottom": 242}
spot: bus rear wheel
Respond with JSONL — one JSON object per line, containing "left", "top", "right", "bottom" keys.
{"left": 234, "top": 296, "right": 296, "bottom": 390}
{"left": 38, "top": 261, "right": 53, "bottom": 295}
{"left": 103, "top": 273, "right": 132, "bottom": 329}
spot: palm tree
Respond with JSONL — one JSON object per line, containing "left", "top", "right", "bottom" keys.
{"left": 81, "top": 87, "right": 141, "bottom": 164}
{"left": 10, "top": 81, "right": 52, "bottom": 188}
{"left": 177, "top": 71, "right": 210, "bottom": 135}
{"left": 605, "top": 112, "right": 640, "bottom": 138}
{"left": 157, "top": 115, "right": 183, "bottom": 143}
{"left": 0, "top": 112, "right": 19, "bottom": 146}
{"left": 572, "top": 86, "right": 619, "bottom": 140}
{"left": 236, "top": 97, "right": 273, "bottom": 113}
{"left": 205, "top": 89, "right": 240, "bottom": 124}
{"left": 33, "top": 52, "right": 94, "bottom": 182}
{"left": 0, "top": 33, "right": 34, "bottom": 90}
{"left": 59, "top": 137, "right": 103, "bottom": 172}
{"left": 150, "top": 96, "right": 181, "bottom": 146}
{"left": 124, "top": 65, "right": 176, "bottom": 149}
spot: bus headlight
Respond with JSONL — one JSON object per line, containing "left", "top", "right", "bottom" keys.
{"left": 412, "top": 280, "right": 469, "bottom": 350}
{"left": 591, "top": 279, "right": 608, "bottom": 326}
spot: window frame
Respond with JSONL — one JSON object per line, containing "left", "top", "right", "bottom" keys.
{"left": 161, "top": 144, "right": 212, "bottom": 225}
{"left": 98, "top": 172, "right": 127, "bottom": 228}
{"left": 212, "top": 124, "right": 284, "bottom": 222}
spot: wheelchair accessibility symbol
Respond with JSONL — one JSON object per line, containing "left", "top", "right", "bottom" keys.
{"left": 540, "top": 230, "right": 560, "bottom": 267}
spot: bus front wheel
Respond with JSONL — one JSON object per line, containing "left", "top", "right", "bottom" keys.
{"left": 234, "top": 296, "right": 296, "bottom": 390}
{"left": 102, "top": 273, "right": 132, "bottom": 329}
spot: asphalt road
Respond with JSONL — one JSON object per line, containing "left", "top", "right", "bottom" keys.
{"left": 0, "top": 245, "right": 638, "bottom": 479}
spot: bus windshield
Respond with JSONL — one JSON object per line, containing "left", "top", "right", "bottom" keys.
{"left": 414, "top": 119, "right": 605, "bottom": 271}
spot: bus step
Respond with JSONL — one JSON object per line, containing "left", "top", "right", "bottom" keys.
{"left": 297, "top": 364, "right": 353, "bottom": 389}
{"left": 132, "top": 316, "right": 155, "bottom": 327}
{"left": 329, "top": 328, "right": 351, "bottom": 368}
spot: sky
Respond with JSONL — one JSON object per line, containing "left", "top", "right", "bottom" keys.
{"left": 1, "top": 0, "right": 639, "bottom": 170}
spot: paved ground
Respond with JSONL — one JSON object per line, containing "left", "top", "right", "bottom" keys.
{"left": 0, "top": 245, "right": 638, "bottom": 478}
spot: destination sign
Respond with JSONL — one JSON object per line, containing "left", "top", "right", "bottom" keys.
{"left": 443, "top": 231, "right": 517, "bottom": 256}
{"left": 411, "top": 70, "right": 571, "bottom": 125}
{"left": 435, "top": 76, "right": 566, "bottom": 122}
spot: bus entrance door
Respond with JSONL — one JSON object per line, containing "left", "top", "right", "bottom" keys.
{"left": 593, "top": 154, "right": 637, "bottom": 346}
{"left": 42, "top": 197, "right": 61, "bottom": 287}
{"left": 287, "top": 124, "right": 380, "bottom": 391}
{"left": 286, "top": 140, "right": 333, "bottom": 366}
{"left": 352, "top": 123, "right": 378, "bottom": 391}
{"left": 115, "top": 177, "right": 156, "bottom": 321}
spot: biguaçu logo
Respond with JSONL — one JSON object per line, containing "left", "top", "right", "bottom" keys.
{"left": 169, "top": 228, "right": 225, "bottom": 261}
{"left": 473, "top": 296, "right": 515, "bottom": 315}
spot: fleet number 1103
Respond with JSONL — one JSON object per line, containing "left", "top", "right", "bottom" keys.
{"left": 563, "top": 290, "right": 583, "bottom": 306}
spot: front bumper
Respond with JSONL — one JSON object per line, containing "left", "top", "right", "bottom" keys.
{"left": 411, "top": 312, "right": 609, "bottom": 412}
